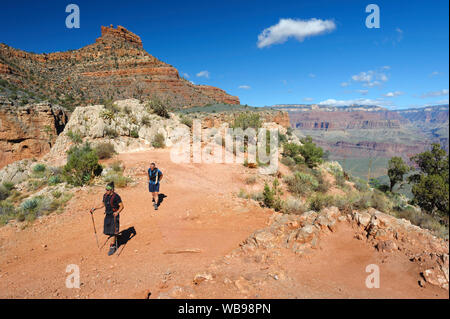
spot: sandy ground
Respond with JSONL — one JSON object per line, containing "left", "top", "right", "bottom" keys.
{"left": 0, "top": 149, "right": 447, "bottom": 299}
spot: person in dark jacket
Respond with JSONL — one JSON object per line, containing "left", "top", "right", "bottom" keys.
{"left": 148, "top": 162, "right": 163, "bottom": 210}
{"left": 90, "top": 182, "right": 124, "bottom": 256}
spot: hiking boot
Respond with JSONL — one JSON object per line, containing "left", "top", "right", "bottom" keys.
{"left": 153, "top": 203, "right": 158, "bottom": 210}
{"left": 108, "top": 244, "right": 117, "bottom": 256}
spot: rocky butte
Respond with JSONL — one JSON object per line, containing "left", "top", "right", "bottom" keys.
{"left": 0, "top": 25, "right": 240, "bottom": 108}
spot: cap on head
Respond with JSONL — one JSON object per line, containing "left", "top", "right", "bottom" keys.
{"left": 106, "top": 182, "right": 114, "bottom": 191}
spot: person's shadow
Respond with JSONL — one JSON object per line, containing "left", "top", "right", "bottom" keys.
{"left": 116, "top": 226, "right": 137, "bottom": 256}
{"left": 157, "top": 193, "right": 167, "bottom": 207}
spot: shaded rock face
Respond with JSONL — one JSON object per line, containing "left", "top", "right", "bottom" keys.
{"left": 241, "top": 206, "right": 449, "bottom": 290}
{"left": 0, "top": 25, "right": 239, "bottom": 108}
{"left": 0, "top": 101, "right": 68, "bottom": 168}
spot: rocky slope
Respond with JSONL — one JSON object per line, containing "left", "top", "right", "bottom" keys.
{"left": 0, "top": 99, "right": 68, "bottom": 168}
{"left": 0, "top": 25, "right": 239, "bottom": 108}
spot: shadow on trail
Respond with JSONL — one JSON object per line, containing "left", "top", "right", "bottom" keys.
{"left": 116, "top": 226, "right": 137, "bottom": 256}
{"left": 157, "top": 193, "right": 167, "bottom": 207}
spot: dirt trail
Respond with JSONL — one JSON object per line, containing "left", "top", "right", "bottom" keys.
{"left": 0, "top": 149, "right": 447, "bottom": 298}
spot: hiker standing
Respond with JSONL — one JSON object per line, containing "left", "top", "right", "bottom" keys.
{"left": 148, "top": 162, "right": 163, "bottom": 210}
{"left": 90, "top": 182, "right": 124, "bottom": 256}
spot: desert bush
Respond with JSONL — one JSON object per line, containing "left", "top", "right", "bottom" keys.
{"left": 66, "top": 130, "right": 82, "bottom": 144}
{"left": 281, "top": 156, "right": 296, "bottom": 168}
{"left": 244, "top": 175, "right": 257, "bottom": 185}
{"left": 370, "top": 190, "right": 391, "bottom": 212}
{"left": 62, "top": 143, "right": 103, "bottom": 186}
{"left": 315, "top": 171, "right": 331, "bottom": 193}
{"left": 0, "top": 201, "right": 16, "bottom": 225}
{"left": 147, "top": 97, "right": 170, "bottom": 118}
{"left": 2, "top": 182, "right": 14, "bottom": 192}
{"left": 33, "top": 163, "right": 46, "bottom": 173}
{"left": 110, "top": 161, "right": 123, "bottom": 173}
{"left": 141, "top": 115, "right": 150, "bottom": 126}
{"left": 152, "top": 133, "right": 166, "bottom": 148}
{"left": 284, "top": 172, "right": 318, "bottom": 196}
{"left": 104, "top": 127, "right": 119, "bottom": 138}
{"left": 130, "top": 129, "right": 139, "bottom": 138}
{"left": 94, "top": 142, "right": 116, "bottom": 159}
{"left": 309, "top": 193, "right": 334, "bottom": 211}
{"left": 48, "top": 175, "right": 62, "bottom": 185}
{"left": 0, "top": 185, "right": 10, "bottom": 201}
{"left": 103, "top": 172, "right": 131, "bottom": 188}
{"left": 180, "top": 115, "right": 193, "bottom": 128}
{"left": 282, "top": 197, "right": 307, "bottom": 215}
{"left": 103, "top": 99, "right": 120, "bottom": 113}
{"left": 262, "top": 179, "right": 283, "bottom": 211}
{"left": 231, "top": 112, "right": 262, "bottom": 130}
{"left": 298, "top": 136, "right": 324, "bottom": 169}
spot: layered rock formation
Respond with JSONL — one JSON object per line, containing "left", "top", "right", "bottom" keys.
{"left": 0, "top": 100, "right": 68, "bottom": 168}
{"left": 0, "top": 25, "right": 239, "bottom": 108}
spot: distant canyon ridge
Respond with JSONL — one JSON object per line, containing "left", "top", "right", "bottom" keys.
{"left": 274, "top": 104, "right": 449, "bottom": 178}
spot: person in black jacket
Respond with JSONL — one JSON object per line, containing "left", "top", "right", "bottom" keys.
{"left": 90, "top": 182, "right": 124, "bottom": 256}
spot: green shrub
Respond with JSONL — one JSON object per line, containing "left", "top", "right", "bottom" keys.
{"left": 2, "top": 182, "right": 14, "bottom": 191}
{"left": 231, "top": 112, "right": 262, "bottom": 130}
{"left": 309, "top": 193, "right": 334, "bottom": 211}
{"left": 152, "top": 133, "right": 166, "bottom": 148}
{"left": 262, "top": 179, "right": 283, "bottom": 211}
{"left": 147, "top": 97, "right": 170, "bottom": 118}
{"left": 62, "top": 143, "right": 103, "bottom": 186}
{"left": 94, "top": 142, "right": 115, "bottom": 159}
{"left": 110, "top": 161, "right": 123, "bottom": 173}
{"left": 284, "top": 172, "right": 318, "bottom": 196}
{"left": 141, "top": 115, "right": 150, "bottom": 126}
{"left": 130, "top": 129, "right": 139, "bottom": 138}
{"left": 245, "top": 175, "right": 257, "bottom": 185}
{"left": 66, "top": 130, "right": 82, "bottom": 144}
{"left": 0, "top": 185, "right": 10, "bottom": 201}
{"left": 103, "top": 173, "right": 131, "bottom": 188}
{"left": 180, "top": 115, "right": 193, "bottom": 128}
{"left": 48, "top": 175, "right": 62, "bottom": 185}
{"left": 281, "top": 156, "right": 296, "bottom": 168}
{"left": 0, "top": 201, "right": 16, "bottom": 225}
{"left": 33, "top": 163, "right": 46, "bottom": 173}
{"left": 298, "top": 136, "right": 324, "bottom": 168}
{"left": 282, "top": 197, "right": 307, "bottom": 215}
{"left": 104, "top": 127, "right": 119, "bottom": 138}
{"left": 315, "top": 171, "right": 331, "bottom": 193}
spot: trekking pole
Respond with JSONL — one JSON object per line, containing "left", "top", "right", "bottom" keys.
{"left": 114, "top": 214, "right": 118, "bottom": 248}
{"left": 89, "top": 210, "right": 100, "bottom": 249}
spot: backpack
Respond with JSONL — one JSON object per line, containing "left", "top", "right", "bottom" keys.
{"left": 103, "top": 192, "right": 119, "bottom": 213}
{"left": 149, "top": 168, "right": 162, "bottom": 183}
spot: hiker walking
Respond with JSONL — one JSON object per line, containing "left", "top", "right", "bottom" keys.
{"left": 90, "top": 182, "right": 124, "bottom": 256}
{"left": 148, "top": 162, "right": 163, "bottom": 210}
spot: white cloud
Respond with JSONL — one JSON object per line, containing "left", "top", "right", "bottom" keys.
{"left": 238, "top": 85, "right": 251, "bottom": 90}
{"left": 318, "top": 98, "right": 391, "bottom": 107}
{"left": 196, "top": 70, "right": 210, "bottom": 78}
{"left": 358, "top": 89, "right": 369, "bottom": 95}
{"left": 257, "top": 18, "right": 336, "bottom": 48}
{"left": 383, "top": 91, "right": 404, "bottom": 97}
{"left": 351, "top": 69, "right": 389, "bottom": 87}
{"left": 420, "top": 89, "right": 449, "bottom": 98}
{"left": 430, "top": 71, "right": 440, "bottom": 77}
{"left": 340, "top": 82, "right": 350, "bottom": 87}
{"left": 308, "top": 73, "right": 316, "bottom": 78}
{"left": 303, "top": 97, "right": 314, "bottom": 101}
{"left": 182, "top": 72, "right": 190, "bottom": 78}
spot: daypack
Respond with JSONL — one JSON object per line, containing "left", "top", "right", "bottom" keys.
{"left": 148, "top": 168, "right": 162, "bottom": 183}
{"left": 103, "top": 192, "right": 119, "bottom": 213}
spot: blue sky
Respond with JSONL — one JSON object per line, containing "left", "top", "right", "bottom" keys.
{"left": 1, "top": 0, "right": 448, "bottom": 109}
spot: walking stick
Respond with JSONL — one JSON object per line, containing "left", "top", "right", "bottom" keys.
{"left": 90, "top": 211, "right": 100, "bottom": 249}
{"left": 113, "top": 214, "right": 118, "bottom": 248}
